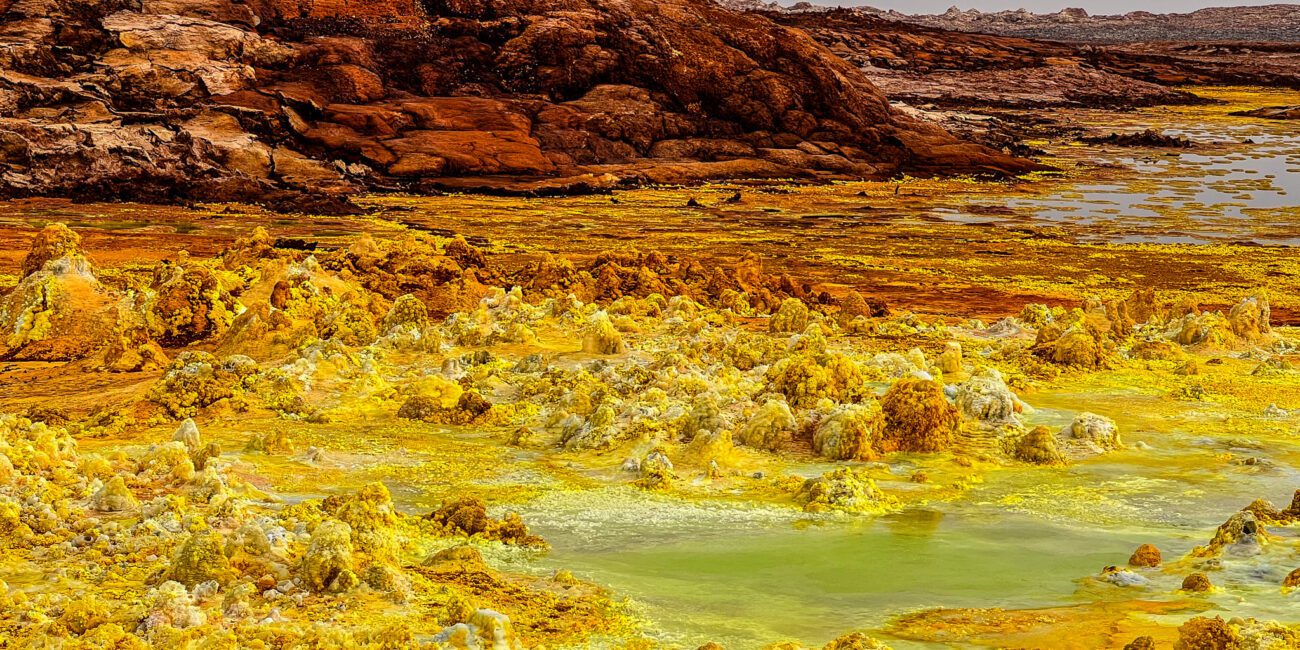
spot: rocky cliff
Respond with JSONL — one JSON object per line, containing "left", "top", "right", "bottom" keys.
{"left": 764, "top": 10, "right": 1201, "bottom": 109}
{"left": 877, "top": 4, "right": 1300, "bottom": 44}
{"left": 0, "top": 0, "right": 1041, "bottom": 211}
{"left": 722, "top": 3, "right": 1300, "bottom": 45}
{"left": 755, "top": 9, "right": 1300, "bottom": 109}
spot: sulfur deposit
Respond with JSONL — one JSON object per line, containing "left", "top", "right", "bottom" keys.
{"left": 879, "top": 377, "right": 960, "bottom": 453}
{"left": 3, "top": 211, "right": 1300, "bottom": 649}
{"left": 0, "top": 409, "right": 622, "bottom": 648}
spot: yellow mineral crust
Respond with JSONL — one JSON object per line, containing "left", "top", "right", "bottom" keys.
{"left": 0, "top": 402, "right": 626, "bottom": 649}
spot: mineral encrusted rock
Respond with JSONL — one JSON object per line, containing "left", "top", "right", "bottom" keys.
{"left": 1011, "top": 425, "right": 1066, "bottom": 465}
{"left": 90, "top": 475, "right": 141, "bottom": 513}
{"left": 954, "top": 368, "right": 1021, "bottom": 426}
{"left": 299, "top": 519, "right": 355, "bottom": 592}
{"left": 1181, "top": 573, "right": 1212, "bottom": 592}
{"left": 166, "top": 531, "right": 235, "bottom": 587}
{"left": 1128, "top": 543, "right": 1161, "bottom": 568}
{"left": 0, "top": 225, "right": 118, "bottom": 360}
{"left": 1057, "top": 413, "right": 1121, "bottom": 458}
{"left": 812, "top": 402, "right": 883, "bottom": 461}
{"left": 795, "top": 467, "right": 898, "bottom": 514}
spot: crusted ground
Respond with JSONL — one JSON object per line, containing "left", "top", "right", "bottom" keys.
{"left": 2, "top": 199, "right": 1300, "bottom": 647}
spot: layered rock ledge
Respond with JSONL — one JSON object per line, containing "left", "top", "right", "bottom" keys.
{"left": 0, "top": 0, "right": 1043, "bottom": 211}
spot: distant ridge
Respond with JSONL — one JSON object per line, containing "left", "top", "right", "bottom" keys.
{"left": 715, "top": 2, "right": 1300, "bottom": 42}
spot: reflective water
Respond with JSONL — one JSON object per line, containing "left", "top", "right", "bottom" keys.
{"left": 515, "top": 491, "right": 1181, "bottom": 648}
{"left": 372, "top": 87, "right": 1300, "bottom": 254}
{"left": 1002, "top": 97, "right": 1300, "bottom": 245}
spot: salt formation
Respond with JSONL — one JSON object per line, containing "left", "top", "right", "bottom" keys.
{"left": 5, "top": 219, "right": 1299, "bottom": 647}
{"left": 299, "top": 519, "right": 355, "bottom": 592}
{"left": 796, "top": 468, "right": 899, "bottom": 514}
{"left": 953, "top": 368, "right": 1022, "bottom": 425}
{"left": 167, "top": 531, "right": 236, "bottom": 587}
{"left": 1057, "top": 412, "right": 1122, "bottom": 458}
{"left": 0, "top": 404, "right": 593, "bottom": 648}
{"left": 1011, "top": 426, "right": 1066, "bottom": 465}
{"left": 738, "top": 399, "right": 798, "bottom": 451}
{"left": 426, "top": 496, "right": 546, "bottom": 547}
{"left": 1033, "top": 313, "right": 1114, "bottom": 368}
{"left": 812, "top": 402, "right": 884, "bottom": 461}
{"left": 148, "top": 352, "right": 261, "bottom": 418}
{"left": 937, "top": 341, "right": 964, "bottom": 375}
{"left": 770, "top": 297, "right": 812, "bottom": 333}
{"left": 1128, "top": 543, "right": 1162, "bottom": 567}
{"left": 581, "top": 311, "right": 625, "bottom": 354}
{"left": 1181, "top": 573, "right": 1212, "bottom": 592}
{"left": 90, "top": 475, "right": 140, "bottom": 512}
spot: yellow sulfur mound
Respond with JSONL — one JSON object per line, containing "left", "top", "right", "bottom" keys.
{"left": 90, "top": 475, "right": 140, "bottom": 512}
{"left": 765, "top": 352, "right": 869, "bottom": 408}
{"left": 322, "top": 481, "right": 400, "bottom": 557}
{"left": 581, "top": 310, "right": 626, "bottom": 355}
{"left": 879, "top": 377, "right": 959, "bottom": 453}
{"left": 299, "top": 519, "right": 355, "bottom": 592}
{"left": 1011, "top": 426, "right": 1066, "bottom": 465}
{"left": 812, "top": 402, "right": 883, "bottom": 461}
{"left": 165, "top": 531, "right": 235, "bottom": 587}
{"left": 769, "top": 297, "right": 812, "bottom": 334}
{"left": 738, "top": 399, "right": 798, "bottom": 452}
{"left": 21, "top": 223, "right": 82, "bottom": 277}
{"left": 796, "top": 467, "right": 899, "bottom": 515}
{"left": 1174, "top": 616, "right": 1238, "bottom": 650}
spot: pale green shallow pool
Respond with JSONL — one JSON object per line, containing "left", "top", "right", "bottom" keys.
{"left": 493, "top": 476, "right": 1215, "bottom": 650}
{"left": 491, "top": 379, "right": 1300, "bottom": 648}
{"left": 539, "top": 510, "right": 1174, "bottom": 647}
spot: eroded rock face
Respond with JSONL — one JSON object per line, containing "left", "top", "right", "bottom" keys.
{"left": 0, "top": 0, "right": 1042, "bottom": 211}
{"left": 1231, "top": 106, "right": 1300, "bottom": 120}
{"left": 764, "top": 10, "right": 1205, "bottom": 111}
{"left": 868, "top": 5, "right": 1300, "bottom": 44}
{"left": 751, "top": 8, "right": 1300, "bottom": 126}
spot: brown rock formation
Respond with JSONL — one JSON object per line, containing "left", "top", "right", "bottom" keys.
{"left": 863, "top": 4, "right": 1300, "bottom": 45}
{"left": 761, "top": 10, "right": 1300, "bottom": 102}
{"left": 0, "top": 0, "right": 1043, "bottom": 211}
{"left": 1082, "top": 130, "right": 1193, "bottom": 148}
{"left": 1231, "top": 105, "right": 1300, "bottom": 120}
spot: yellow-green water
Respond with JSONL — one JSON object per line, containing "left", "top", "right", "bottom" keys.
{"left": 497, "top": 379, "right": 1300, "bottom": 647}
